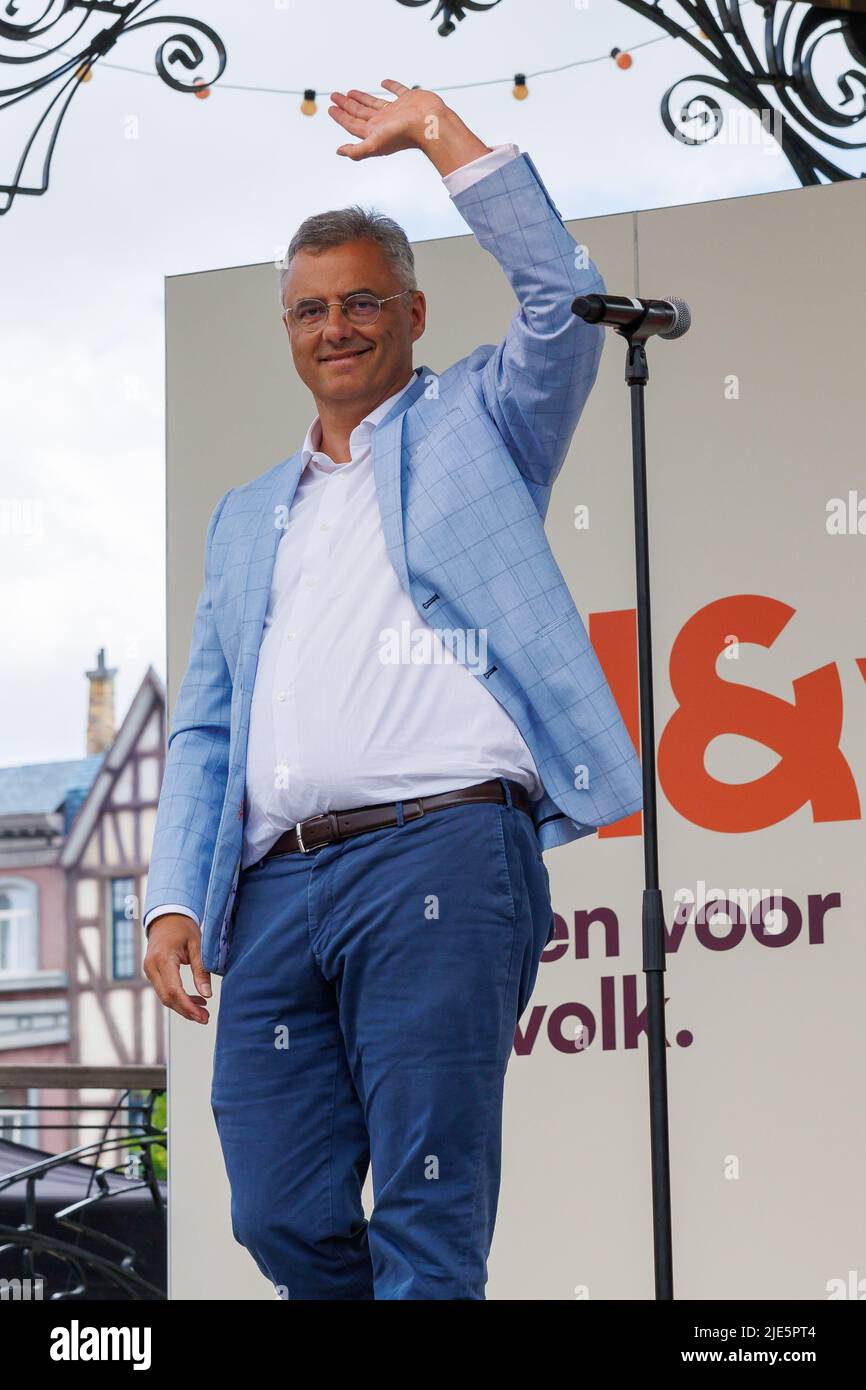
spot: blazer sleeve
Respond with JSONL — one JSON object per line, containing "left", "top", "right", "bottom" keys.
{"left": 142, "top": 488, "right": 234, "bottom": 936}
{"left": 449, "top": 150, "right": 606, "bottom": 491}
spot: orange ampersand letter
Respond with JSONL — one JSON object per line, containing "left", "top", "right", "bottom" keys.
{"left": 658, "top": 595, "right": 860, "bottom": 832}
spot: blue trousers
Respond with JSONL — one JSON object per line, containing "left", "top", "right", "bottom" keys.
{"left": 210, "top": 782, "right": 554, "bottom": 1300}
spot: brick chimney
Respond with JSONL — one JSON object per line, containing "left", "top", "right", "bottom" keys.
{"left": 85, "top": 648, "right": 117, "bottom": 755}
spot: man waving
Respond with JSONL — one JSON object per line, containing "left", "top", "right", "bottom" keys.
{"left": 143, "top": 80, "right": 642, "bottom": 1300}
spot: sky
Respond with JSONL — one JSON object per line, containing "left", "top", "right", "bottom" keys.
{"left": 0, "top": 0, "right": 861, "bottom": 765}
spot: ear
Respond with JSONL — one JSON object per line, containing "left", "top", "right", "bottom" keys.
{"left": 410, "top": 291, "right": 427, "bottom": 344}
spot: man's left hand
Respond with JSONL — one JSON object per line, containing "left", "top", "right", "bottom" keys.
{"left": 328, "top": 79, "right": 492, "bottom": 175}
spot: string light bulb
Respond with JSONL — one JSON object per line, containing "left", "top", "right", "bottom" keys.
{"left": 193, "top": 77, "right": 210, "bottom": 99}
{"left": 611, "top": 48, "right": 633, "bottom": 71}
{"left": 512, "top": 72, "right": 528, "bottom": 100}
{"left": 75, "top": 62, "right": 93, "bottom": 83}
{"left": 301, "top": 88, "right": 317, "bottom": 116}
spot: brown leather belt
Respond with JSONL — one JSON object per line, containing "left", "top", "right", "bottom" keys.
{"left": 259, "top": 777, "right": 533, "bottom": 862}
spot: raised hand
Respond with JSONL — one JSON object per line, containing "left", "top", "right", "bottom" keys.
{"left": 328, "top": 79, "right": 443, "bottom": 160}
{"left": 327, "top": 78, "right": 492, "bottom": 176}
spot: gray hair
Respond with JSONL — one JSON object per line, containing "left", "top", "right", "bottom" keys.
{"left": 278, "top": 205, "right": 417, "bottom": 312}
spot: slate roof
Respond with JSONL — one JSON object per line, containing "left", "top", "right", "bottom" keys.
{"left": 0, "top": 755, "right": 105, "bottom": 818}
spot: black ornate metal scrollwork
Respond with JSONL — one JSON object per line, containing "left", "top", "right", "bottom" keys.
{"left": 393, "top": 0, "right": 865, "bottom": 183}
{"left": 1, "top": 0, "right": 863, "bottom": 214}
{"left": 611, "top": 1, "right": 866, "bottom": 183}
{"left": 0, "top": 0, "right": 226, "bottom": 214}
{"left": 0, "top": 1084, "right": 166, "bottom": 1299}
{"left": 394, "top": 0, "right": 502, "bottom": 39}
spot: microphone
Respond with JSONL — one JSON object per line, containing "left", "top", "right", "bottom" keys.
{"left": 572, "top": 293, "right": 691, "bottom": 340}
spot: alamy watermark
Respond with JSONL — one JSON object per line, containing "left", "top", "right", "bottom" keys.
{"left": 673, "top": 105, "right": 783, "bottom": 156}
{"left": 378, "top": 620, "right": 488, "bottom": 676}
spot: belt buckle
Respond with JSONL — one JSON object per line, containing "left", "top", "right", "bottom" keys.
{"left": 295, "top": 819, "right": 310, "bottom": 854}
{"left": 402, "top": 799, "right": 424, "bottom": 822}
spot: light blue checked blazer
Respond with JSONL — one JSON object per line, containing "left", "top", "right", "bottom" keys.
{"left": 143, "top": 151, "right": 643, "bottom": 974}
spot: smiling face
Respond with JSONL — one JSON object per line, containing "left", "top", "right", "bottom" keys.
{"left": 281, "top": 238, "right": 426, "bottom": 414}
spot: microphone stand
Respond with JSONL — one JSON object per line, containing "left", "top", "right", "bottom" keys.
{"left": 621, "top": 323, "right": 674, "bottom": 1300}
{"left": 589, "top": 309, "right": 678, "bottom": 1295}
{"left": 572, "top": 293, "right": 689, "bottom": 1298}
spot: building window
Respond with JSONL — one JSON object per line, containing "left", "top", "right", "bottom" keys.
{"left": 110, "top": 877, "right": 137, "bottom": 980}
{"left": 0, "top": 880, "right": 38, "bottom": 977}
{"left": 0, "top": 1086, "right": 32, "bottom": 1143}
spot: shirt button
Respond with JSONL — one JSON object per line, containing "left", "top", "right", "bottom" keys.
{"left": 303, "top": 575, "right": 318, "bottom": 588}
{"left": 286, "top": 631, "right": 297, "bottom": 640}
{"left": 319, "top": 522, "right": 331, "bottom": 532}
{"left": 275, "top": 691, "right": 286, "bottom": 702}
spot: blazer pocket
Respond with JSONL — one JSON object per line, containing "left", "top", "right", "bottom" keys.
{"left": 534, "top": 613, "right": 572, "bottom": 640}
{"left": 410, "top": 406, "right": 466, "bottom": 460}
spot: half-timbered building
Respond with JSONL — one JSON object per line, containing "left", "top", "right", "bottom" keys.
{"left": 0, "top": 650, "right": 166, "bottom": 1153}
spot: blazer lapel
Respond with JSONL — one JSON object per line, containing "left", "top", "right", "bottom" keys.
{"left": 371, "top": 364, "right": 430, "bottom": 596}
{"left": 236, "top": 452, "right": 303, "bottom": 681}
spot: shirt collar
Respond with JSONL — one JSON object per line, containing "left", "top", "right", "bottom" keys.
{"left": 301, "top": 368, "right": 420, "bottom": 474}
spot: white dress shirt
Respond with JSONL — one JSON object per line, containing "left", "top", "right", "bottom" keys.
{"left": 145, "top": 141, "right": 531, "bottom": 932}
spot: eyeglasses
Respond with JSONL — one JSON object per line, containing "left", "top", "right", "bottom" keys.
{"left": 282, "top": 289, "right": 413, "bottom": 332}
